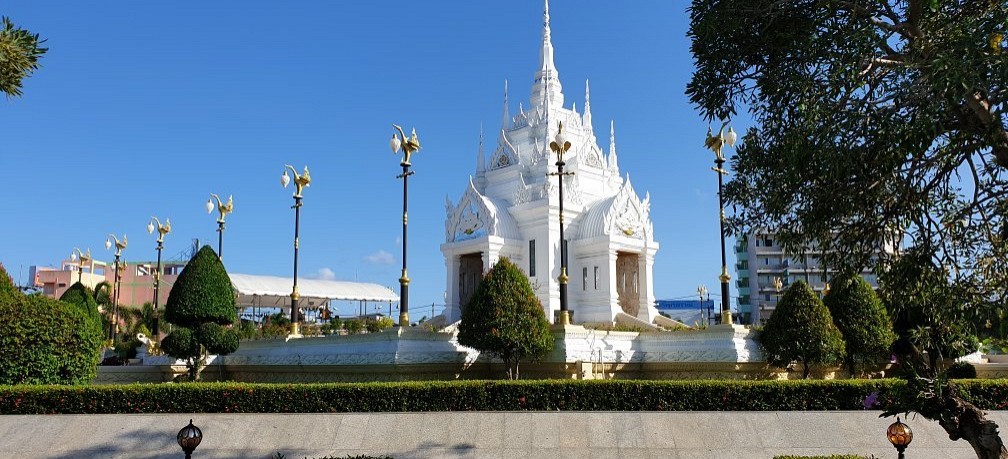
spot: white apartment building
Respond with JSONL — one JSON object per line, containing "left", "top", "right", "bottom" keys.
{"left": 735, "top": 231, "right": 883, "bottom": 325}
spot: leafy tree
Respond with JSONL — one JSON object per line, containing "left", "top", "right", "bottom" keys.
{"left": 0, "top": 263, "right": 16, "bottom": 300}
{"left": 689, "top": 1, "right": 1007, "bottom": 455}
{"left": 823, "top": 273, "right": 897, "bottom": 376}
{"left": 881, "top": 246, "right": 981, "bottom": 370}
{"left": 163, "top": 246, "right": 239, "bottom": 380}
{"left": 758, "top": 281, "right": 845, "bottom": 379}
{"left": 0, "top": 266, "right": 102, "bottom": 384}
{"left": 458, "top": 257, "right": 554, "bottom": 379}
{"left": 0, "top": 17, "right": 48, "bottom": 97}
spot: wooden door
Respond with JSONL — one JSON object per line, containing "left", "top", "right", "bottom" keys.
{"left": 616, "top": 252, "right": 640, "bottom": 316}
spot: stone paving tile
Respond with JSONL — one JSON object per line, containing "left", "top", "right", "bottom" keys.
{"left": 528, "top": 412, "right": 560, "bottom": 448}
{"left": 334, "top": 413, "right": 374, "bottom": 450}
{"left": 3, "top": 411, "right": 1005, "bottom": 458}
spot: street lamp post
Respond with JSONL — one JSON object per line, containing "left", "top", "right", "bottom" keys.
{"left": 70, "top": 247, "right": 92, "bottom": 285}
{"left": 281, "top": 165, "right": 311, "bottom": 336}
{"left": 147, "top": 216, "right": 171, "bottom": 338}
{"left": 205, "top": 194, "right": 233, "bottom": 260}
{"left": 104, "top": 234, "right": 127, "bottom": 342}
{"left": 389, "top": 124, "right": 420, "bottom": 327}
{"left": 549, "top": 121, "right": 574, "bottom": 326}
{"left": 887, "top": 417, "right": 913, "bottom": 459}
{"left": 704, "top": 123, "right": 737, "bottom": 326}
{"left": 697, "top": 284, "right": 708, "bottom": 326}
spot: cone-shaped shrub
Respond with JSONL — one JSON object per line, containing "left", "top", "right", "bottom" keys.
{"left": 59, "top": 282, "right": 101, "bottom": 325}
{"left": 458, "top": 257, "right": 554, "bottom": 379}
{"left": 758, "top": 280, "right": 845, "bottom": 378}
{"left": 163, "top": 246, "right": 239, "bottom": 378}
{"left": 824, "top": 272, "right": 896, "bottom": 376}
{"left": 165, "top": 246, "right": 236, "bottom": 327}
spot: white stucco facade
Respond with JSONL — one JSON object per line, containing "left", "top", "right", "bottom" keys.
{"left": 441, "top": 1, "right": 659, "bottom": 325}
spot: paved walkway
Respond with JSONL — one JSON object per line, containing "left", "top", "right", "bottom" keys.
{"left": 1, "top": 411, "right": 1003, "bottom": 458}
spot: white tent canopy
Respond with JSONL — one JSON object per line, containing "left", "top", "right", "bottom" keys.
{"left": 229, "top": 273, "right": 399, "bottom": 311}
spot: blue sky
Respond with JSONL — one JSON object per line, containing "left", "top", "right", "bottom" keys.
{"left": 1, "top": 1, "right": 743, "bottom": 311}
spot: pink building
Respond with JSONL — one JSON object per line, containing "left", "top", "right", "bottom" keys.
{"left": 31, "top": 259, "right": 186, "bottom": 307}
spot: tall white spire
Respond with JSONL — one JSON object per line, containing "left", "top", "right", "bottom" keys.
{"left": 608, "top": 120, "right": 619, "bottom": 174}
{"left": 583, "top": 79, "right": 593, "bottom": 129}
{"left": 530, "top": 0, "right": 563, "bottom": 109}
{"left": 477, "top": 123, "right": 485, "bottom": 174}
{"left": 500, "top": 80, "right": 509, "bottom": 130}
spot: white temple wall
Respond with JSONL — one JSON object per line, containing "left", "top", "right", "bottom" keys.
{"left": 570, "top": 238, "right": 617, "bottom": 323}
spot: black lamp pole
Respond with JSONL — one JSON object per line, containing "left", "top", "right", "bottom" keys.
{"left": 390, "top": 124, "right": 420, "bottom": 327}
{"left": 281, "top": 166, "right": 310, "bottom": 336}
{"left": 397, "top": 160, "right": 413, "bottom": 326}
{"left": 549, "top": 121, "right": 574, "bottom": 325}
{"left": 706, "top": 123, "right": 737, "bottom": 326}
{"left": 291, "top": 194, "right": 302, "bottom": 329}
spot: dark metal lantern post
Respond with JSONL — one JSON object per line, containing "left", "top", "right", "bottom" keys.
{"left": 549, "top": 121, "right": 574, "bottom": 325}
{"left": 389, "top": 124, "right": 420, "bottom": 327}
{"left": 147, "top": 217, "right": 171, "bottom": 338}
{"left": 177, "top": 419, "right": 203, "bottom": 459}
{"left": 206, "top": 194, "right": 233, "bottom": 260}
{"left": 887, "top": 417, "right": 913, "bottom": 459}
{"left": 281, "top": 165, "right": 311, "bottom": 336}
{"left": 704, "top": 123, "right": 737, "bottom": 326}
{"left": 105, "top": 234, "right": 127, "bottom": 342}
{"left": 71, "top": 247, "right": 91, "bottom": 285}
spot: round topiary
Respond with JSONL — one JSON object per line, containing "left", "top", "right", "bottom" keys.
{"left": 947, "top": 361, "right": 978, "bottom": 379}
{"left": 160, "top": 327, "right": 200, "bottom": 360}
{"left": 0, "top": 293, "right": 103, "bottom": 384}
{"left": 59, "top": 282, "right": 102, "bottom": 325}
{"left": 165, "top": 245, "right": 236, "bottom": 327}
{"left": 196, "top": 322, "right": 239, "bottom": 355}
{"left": 758, "top": 280, "right": 846, "bottom": 378}
{"left": 823, "top": 272, "right": 897, "bottom": 376}
{"left": 458, "top": 257, "right": 554, "bottom": 379}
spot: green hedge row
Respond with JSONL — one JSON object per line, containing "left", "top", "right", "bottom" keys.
{"left": 0, "top": 379, "right": 1002, "bottom": 415}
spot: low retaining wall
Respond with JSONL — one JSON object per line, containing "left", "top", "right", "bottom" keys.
{"left": 93, "top": 325, "right": 1006, "bottom": 384}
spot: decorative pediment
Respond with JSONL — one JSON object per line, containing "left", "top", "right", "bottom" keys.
{"left": 445, "top": 178, "right": 521, "bottom": 243}
{"left": 606, "top": 177, "right": 651, "bottom": 239}
{"left": 579, "top": 175, "right": 653, "bottom": 241}
{"left": 489, "top": 129, "right": 520, "bottom": 170}
{"left": 579, "top": 143, "right": 604, "bottom": 169}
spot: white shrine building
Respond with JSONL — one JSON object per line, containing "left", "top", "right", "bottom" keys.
{"left": 441, "top": 1, "right": 660, "bottom": 326}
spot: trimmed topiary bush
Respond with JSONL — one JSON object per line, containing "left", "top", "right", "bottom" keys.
{"left": 163, "top": 246, "right": 239, "bottom": 379}
{"left": 824, "top": 272, "right": 896, "bottom": 376}
{"left": 196, "top": 322, "right": 239, "bottom": 355}
{"left": 759, "top": 281, "right": 846, "bottom": 378}
{"left": 947, "top": 361, "right": 977, "bottom": 379}
{"left": 165, "top": 246, "right": 236, "bottom": 328}
{"left": 59, "top": 282, "right": 102, "bottom": 327}
{"left": 161, "top": 326, "right": 201, "bottom": 360}
{"left": 458, "top": 257, "right": 554, "bottom": 379}
{"left": 0, "top": 293, "right": 103, "bottom": 385}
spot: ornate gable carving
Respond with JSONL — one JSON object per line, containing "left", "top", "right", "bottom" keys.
{"left": 445, "top": 178, "right": 521, "bottom": 242}
{"left": 490, "top": 129, "right": 520, "bottom": 170}
{"left": 605, "top": 177, "right": 652, "bottom": 240}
